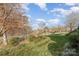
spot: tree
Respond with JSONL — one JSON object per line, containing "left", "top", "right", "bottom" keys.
{"left": 38, "top": 21, "right": 48, "bottom": 34}
{"left": 66, "top": 12, "right": 79, "bottom": 32}
{"left": 0, "top": 4, "right": 30, "bottom": 45}
{"left": 38, "top": 21, "right": 46, "bottom": 29}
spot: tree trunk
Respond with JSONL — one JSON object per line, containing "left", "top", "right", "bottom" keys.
{"left": 69, "top": 23, "right": 73, "bottom": 32}
{"left": 3, "top": 32, "right": 7, "bottom": 45}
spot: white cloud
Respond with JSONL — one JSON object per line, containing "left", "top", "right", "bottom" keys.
{"left": 36, "top": 19, "right": 46, "bottom": 22}
{"left": 49, "top": 6, "right": 79, "bottom": 16}
{"left": 36, "top": 18, "right": 61, "bottom": 26}
{"left": 49, "top": 5, "right": 79, "bottom": 16}
{"left": 50, "top": 8, "right": 65, "bottom": 13}
{"left": 22, "top": 4, "right": 30, "bottom": 12}
{"left": 70, "top": 6, "right": 79, "bottom": 12}
{"left": 48, "top": 18, "right": 60, "bottom": 25}
{"left": 28, "top": 19, "right": 31, "bottom": 23}
{"left": 50, "top": 8, "right": 71, "bottom": 16}
{"left": 35, "top": 3, "right": 47, "bottom": 11}
{"left": 32, "top": 18, "right": 62, "bottom": 29}
{"left": 32, "top": 19, "right": 48, "bottom": 30}
{"left": 36, "top": 19, "right": 48, "bottom": 26}
{"left": 26, "top": 14, "right": 32, "bottom": 22}
{"left": 65, "top": 3, "right": 76, "bottom": 6}
{"left": 27, "top": 14, "right": 31, "bottom": 18}
{"left": 32, "top": 24, "right": 39, "bottom": 30}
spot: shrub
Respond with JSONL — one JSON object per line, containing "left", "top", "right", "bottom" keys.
{"left": 8, "top": 37, "right": 22, "bottom": 46}
{"left": 29, "top": 35, "right": 35, "bottom": 42}
{"left": 62, "top": 29, "right": 79, "bottom": 56}
{"left": 0, "top": 48, "right": 10, "bottom": 55}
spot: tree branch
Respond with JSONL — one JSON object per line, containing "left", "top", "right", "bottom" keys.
{"left": 3, "top": 7, "right": 13, "bottom": 26}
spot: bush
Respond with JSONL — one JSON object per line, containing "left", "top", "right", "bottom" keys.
{"left": 68, "top": 30, "right": 79, "bottom": 48}
{"left": 0, "top": 43, "right": 40, "bottom": 56}
{"left": 29, "top": 35, "right": 36, "bottom": 42}
{"left": 8, "top": 37, "right": 22, "bottom": 46}
{"left": 62, "top": 29, "right": 79, "bottom": 56}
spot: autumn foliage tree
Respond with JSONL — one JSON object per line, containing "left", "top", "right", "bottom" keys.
{"left": 0, "top": 4, "right": 30, "bottom": 45}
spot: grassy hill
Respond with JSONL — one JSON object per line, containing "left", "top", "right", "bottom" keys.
{"left": 48, "top": 34, "right": 69, "bottom": 55}
{"left": 0, "top": 33, "right": 69, "bottom": 56}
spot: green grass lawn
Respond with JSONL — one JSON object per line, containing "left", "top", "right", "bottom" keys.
{"left": 48, "top": 34, "right": 69, "bottom": 55}
{"left": 0, "top": 33, "right": 69, "bottom": 56}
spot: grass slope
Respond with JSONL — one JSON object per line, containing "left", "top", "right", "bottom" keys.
{"left": 48, "top": 34, "right": 69, "bottom": 55}
{"left": 0, "top": 33, "right": 69, "bottom": 56}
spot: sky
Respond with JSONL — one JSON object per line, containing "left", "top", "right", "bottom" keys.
{"left": 23, "top": 3, "right": 79, "bottom": 30}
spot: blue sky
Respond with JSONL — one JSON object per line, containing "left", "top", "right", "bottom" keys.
{"left": 23, "top": 3, "right": 79, "bottom": 30}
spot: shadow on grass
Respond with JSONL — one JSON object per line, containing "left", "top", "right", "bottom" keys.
{"left": 47, "top": 34, "right": 69, "bottom": 56}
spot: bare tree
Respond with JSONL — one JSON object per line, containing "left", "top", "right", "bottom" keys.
{"left": 38, "top": 21, "right": 48, "bottom": 33}
{"left": 0, "top": 4, "right": 30, "bottom": 45}
{"left": 66, "top": 12, "right": 79, "bottom": 32}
